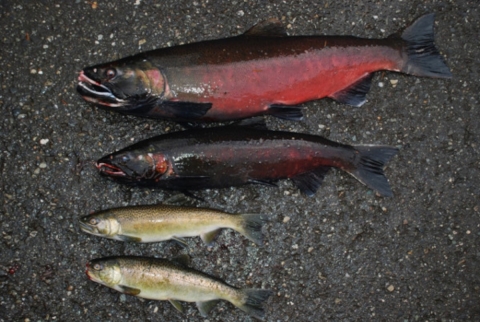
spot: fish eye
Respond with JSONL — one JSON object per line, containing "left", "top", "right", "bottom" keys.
{"left": 89, "top": 218, "right": 98, "bottom": 225}
{"left": 93, "top": 263, "right": 103, "bottom": 271}
{"left": 121, "top": 155, "right": 130, "bottom": 163}
{"left": 105, "top": 69, "right": 116, "bottom": 79}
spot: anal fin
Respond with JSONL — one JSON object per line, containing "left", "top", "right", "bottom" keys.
{"left": 197, "top": 300, "right": 220, "bottom": 317}
{"left": 200, "top": 229, "right": 222, "bottom": 244}
{"left": 330, "top": 73, "right": 373, "bottom": 107}
{"left": 291, "top": 167, "right": 331, "bottom": 196}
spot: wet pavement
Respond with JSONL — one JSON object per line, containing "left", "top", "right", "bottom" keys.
{"left": 1, "top": 1, "right": 479, "bottom": 321}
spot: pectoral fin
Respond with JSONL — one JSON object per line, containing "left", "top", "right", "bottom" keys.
{"left": 200, "top": 229, "right": 222, "bottom": 244}
{"left": 118, "top": 285, "right": 141, "bottom": 296}
{"left": 161, "top": 101, "right": 212, "bottom": 120}
{"left": 169, "top": 299, "right": 184, "bottom": 313}
{"left": 172, "top": 236, "right": 189, "bottom": 247}
{"left": 117, "top": 235, "right": 142, "bottom": 242}
{"left": 268, "top": 104, "right": 303, "bottom": 121}
{"left": 197, "top": 300, "right": 220, "bottom": 317}
{"left": 248, "top": 178, "right": 278, "bottom": 187}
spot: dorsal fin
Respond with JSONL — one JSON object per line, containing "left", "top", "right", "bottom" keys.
{"left": 244, "top": 19, "right": 287, "bottom": 37}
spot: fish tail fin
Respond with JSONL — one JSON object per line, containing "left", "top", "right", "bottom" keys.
{"left": 401, "top": 13, "right": 452, "bottom": 78}
{"left": 349, "top": 145, "right": 399, "bottom": 197}
{"left": 237, "top": 289, "right": 273, "bottom": 320}
{"left": 239, "top": 213, "right": 267, "bottom": 245}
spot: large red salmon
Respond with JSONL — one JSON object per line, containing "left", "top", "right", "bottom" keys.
{"left": 96, "top": 120, "right": 399, "bottom": 197}
{"left": 77, "top": 14, "right": 451, "bottom": 122}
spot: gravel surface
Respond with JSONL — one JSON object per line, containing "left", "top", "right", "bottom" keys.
{"left": 1, "top": 1, "right": 479, "bottom": 321}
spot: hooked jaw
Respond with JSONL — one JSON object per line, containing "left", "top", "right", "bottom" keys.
{"left": 77, "top": 70, "right": 126, "bottom": 107}
{"left": 95, "top": 162, "right": 127, "bottom": 177}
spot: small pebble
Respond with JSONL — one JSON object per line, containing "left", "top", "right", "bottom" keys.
{"left": 283, "top": 216, "right": 290, "bottom": 223}
{"left": 30, "top": 69, "right": 37, "bottom": 74}
{"left": 308, "top": 247, "right": 314, "bottom": 253}
{"left": 237, "top": 10, "right": 244, "bottom": 16}
{"left": 387, "top": 285, "right": 395, "bottom": 292}
{"left": 98, "top": 34, "right": 103, "bottom": 40}
{"left": 378, "top": 82, "right": 384, "bottom": 88}
{"left": 40, "top": 139, "right": 49, "bottom": 145}
{"left": 138, "top": 39, "right": 147, "bottom": 46}
{"left": 120, "top": 294, "right": 126, "bottom": 302}
{"left": 39, "top": 162, "right": 47, "bottom": 169}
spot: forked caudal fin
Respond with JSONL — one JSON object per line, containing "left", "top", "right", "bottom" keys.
{"left": 239, "top": 213, "right": 268, "bottom": 245}
{"left": 238, "top": 289, "right": 273, "bottom": 320}
{"left": 401, "top": 13, "right": 452, "bottom": 78}
{"left": 349, "top": 145, "right": 399, "bottom": 197}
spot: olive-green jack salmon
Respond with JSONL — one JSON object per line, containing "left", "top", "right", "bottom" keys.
{"left": 86, "top": 256, "right": 272, "bottom": 320}
{"left": 79, "top": 205, "right": 266, "bottom": 245}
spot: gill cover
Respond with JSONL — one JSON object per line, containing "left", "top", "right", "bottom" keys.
{"left": 86, "top": 258, "right": 122, "bottom": 287}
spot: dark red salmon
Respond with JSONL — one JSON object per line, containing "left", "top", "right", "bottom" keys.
{"left": 96, "top": 120, "right": 399, "bottom": 197}
{"left": 77, "top": 14, "right": 451, "bottom": 122}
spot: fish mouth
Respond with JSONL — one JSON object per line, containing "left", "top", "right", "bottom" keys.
{"left": 78, "top": 219, "right": 96, "bottom": 234}
{"left": 85, "top": 262, "right": 93, "bottom": 280}
{"left": 96, "top": 162, "right": 127, "bottom": 177}
{"left": 77, "top": 71, "right": 126, "bottom": 108}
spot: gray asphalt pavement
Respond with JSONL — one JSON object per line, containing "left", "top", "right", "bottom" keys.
{"left": 1, "top": 1, "right": 479, "bottom": 321}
